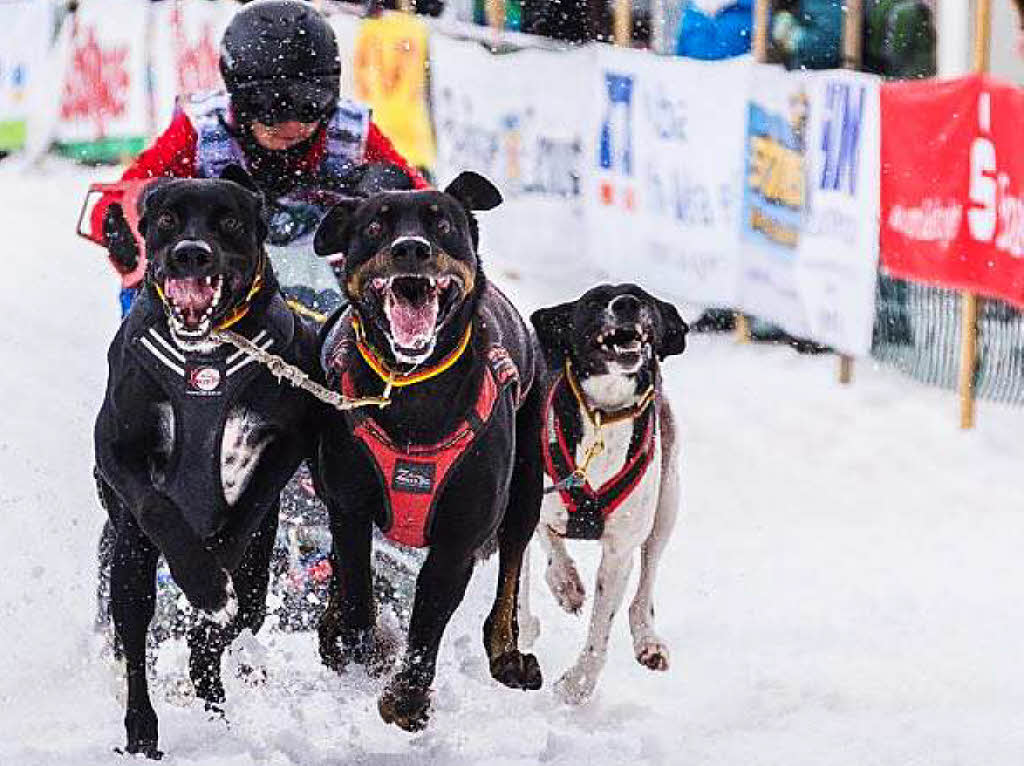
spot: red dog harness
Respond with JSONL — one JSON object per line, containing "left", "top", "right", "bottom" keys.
{"left": 541, "top": 367, "right": 657, "bottom": 540}
{"left": 330, "top": 317, "right": 522, "bottom": 548}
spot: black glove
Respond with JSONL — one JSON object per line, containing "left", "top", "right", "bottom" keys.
{"left": 102, "top": 203, "right": 140, "bottom": 274}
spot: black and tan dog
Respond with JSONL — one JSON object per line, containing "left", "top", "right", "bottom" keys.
{"left": 312, "top": 171, "right": 544, "bottom": 731}
{"left": 94, "top": 171, "right": 320, "bottom": 758}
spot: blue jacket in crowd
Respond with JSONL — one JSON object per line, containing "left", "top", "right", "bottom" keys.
{"left": 771, "top": 0, "right": 843, "bottom": 70}
{"left": 675, "top": 0, "right": 753, "bottom": 60}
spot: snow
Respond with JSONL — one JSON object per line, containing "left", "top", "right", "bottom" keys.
{"left": 3, "top": 161, "right": 1024, "bottom": 765}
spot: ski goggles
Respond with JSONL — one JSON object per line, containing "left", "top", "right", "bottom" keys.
{"left": 231, "top": 77, "right": 337, "bottom": 125}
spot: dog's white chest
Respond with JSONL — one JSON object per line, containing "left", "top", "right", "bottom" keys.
{"left": 220, "top": 407, "right": 271, "bottom": 506}
{"left": 541, "top": 406, "right": 662, "bottom": 547}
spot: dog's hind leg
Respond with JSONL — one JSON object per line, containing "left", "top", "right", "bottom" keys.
{"left": 628, "top": 408, "right": 680, "bottom": 673}
{"left": 109, "top": 511, "right": 163, "bottom": 759}
{"left": 318, "top": 508, "right": 393, "bottom": 674}
{"left": 555, "top": 543, "right": 634, "bottom": 705}
{"left": 188, "top": 507, "right": 278, "bottom": 707}
{"left": 516, "top": 541, "right": 540, "bottom": 648}
{"left": 483, "top": 393, "right": 544, "bottom": 691}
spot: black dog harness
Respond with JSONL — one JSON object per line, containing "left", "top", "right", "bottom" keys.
{"left": 322, "top": 285, "right": 532, "bottom": 548}
{"left": 127, "top": 289, "right": 299, "bottom": 536}
{"left": 541, "top": 365, "right": 658, "bottom": 540}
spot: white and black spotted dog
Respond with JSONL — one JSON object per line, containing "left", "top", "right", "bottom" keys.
{"left": 521, "top": 284, "right": 688, "bottom": 704}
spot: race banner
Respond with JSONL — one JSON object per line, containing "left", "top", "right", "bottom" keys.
{"left": 54, "top": 0, "right": 151, "bottom": 161}
{"left": 353, "top": 12, "right": 435, "bottom": 170}
{"left": 0, "top": 0, "right": 53, "bottom": 152}
{"left": 584, "top": 48, "right": 749, "bottom": 307}
{"left": 739, "top": 63, "right": 881, "bottom": 356}
{"left": 880, "top": 74, "right": 1024, "bottom": 309}
{"left": 430, "top": 35, "right": 590, "bottom": 275}
{"left": 151, "top": 0, "right": 235, "bottom": 132}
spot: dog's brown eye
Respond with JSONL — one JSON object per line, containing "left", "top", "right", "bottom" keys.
{"left": 365, "top": 221, "right": 382, "bottom": 238}
{"left": 220, "top": 216, "right": 243, "bottom": 234}
{"left": 156, "top": 212, "right": 176, "bottom": 231}
{"left": 436, "top": 218, "right": 452, "bottom": 235}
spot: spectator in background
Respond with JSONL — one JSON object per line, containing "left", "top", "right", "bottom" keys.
{"left": 675, "top": 0, "right": 752, "bottom": 59}
{"left": 770, "top": 0, "right": 842, "bottom": 69}
{"left": 863, "top": 0, "right": 935, "bottom": 78}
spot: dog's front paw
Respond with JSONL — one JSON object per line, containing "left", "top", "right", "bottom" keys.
{"left": 378, "top": 677, "right": 432, "bottom": 732}
{"left": 545, "top": 561, "right": 586, "bottom": 615}
{"left": 119, "top": 704, "right": 162, "bottom": 760}
{"left": 490, "top": 649, "right": 542, "bottom": 690}
{"left": 553, "top": 668, "right": 596, "bottom": 705}
{"left": 635, "top": 640, "right": 670, "bottom": 672}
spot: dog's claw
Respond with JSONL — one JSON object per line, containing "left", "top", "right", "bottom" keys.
{"left": 378, "top": 681, "right": 431, "bottom": 732}
{"left": 489, "top": 650, "right": 542, "bottom": 690}
{"left": 636, "top": 642, "right": 670, "bottom": 672}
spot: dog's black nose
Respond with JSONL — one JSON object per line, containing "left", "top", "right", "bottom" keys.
{"left": 169, "top": 240, "right": 214, "bottom": 273}
{"left": 610, "top": 293, "right": 641, "bottom": 319}
{"left": 390, "top": 237, "right": 432, "bottom": 264}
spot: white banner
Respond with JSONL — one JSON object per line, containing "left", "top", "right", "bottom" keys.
{"left": 739, "top": 63, "right": 880, "bottom": 356}
{"left": 583, "top": 48, "right": 750, "bottom": 307}
{"left": 54, "top": 0, "right": 151, "bottom": 145}
{"left": 430, "top": 35, "right": 592, "bottom": 277}
{"left": 0, "top": 0, "right": 53, "bottom": 149}
{"left": 151, "top": 0, "right": 235, "bottom": 132}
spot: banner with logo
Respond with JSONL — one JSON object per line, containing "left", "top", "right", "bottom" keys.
{"left": 54, "top": 0, "right": 151, "bottom": 161}
{"left": 430, "top": 35, "right": 591, "bottom": 275}
{"left": 151, "top": 0, "right": 235, "bottom": 132}
{"left": 881, "top": 74, "right": 1024, "bottom": 309}
{"left": 354, "top": 12, "right": 435, "bottom": 169}
{"left": 0, "top": 0, "right": 53, "bottom": 151}
{"left": 584, "top": 48, "right": 749, "bottom": 307}
{"left": 739, "top": 64, "right": 881, "bottom": 356}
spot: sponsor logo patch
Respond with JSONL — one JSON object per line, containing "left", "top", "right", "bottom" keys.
{"left": 185, "top": 362, "right": 224, "bottom": 396}
{"left": 391, "top": 459, "right": 435, "bottom": 495}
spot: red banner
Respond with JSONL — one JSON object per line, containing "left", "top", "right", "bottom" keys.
{"left": 881, "top": 74, "right": 1024, "bottom": 308}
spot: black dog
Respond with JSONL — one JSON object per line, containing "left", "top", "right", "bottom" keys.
{"left": 94, "top": 172, "right": 320, "bottom": 758}
{"left": 312, "top": 171, "right": 544, "bottom": 730}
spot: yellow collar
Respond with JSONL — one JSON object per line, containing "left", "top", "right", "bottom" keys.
{"left": 564, "top": 358, "right": 655, "bottom": 428}
{"left": 352, "top": 313, "right": 473, "bottom": 389}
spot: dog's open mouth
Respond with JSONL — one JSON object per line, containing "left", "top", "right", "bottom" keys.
{"left": 369, "top": 274, "right": 462, "bottom": 359}
{"left": 593, "top": 324, "right": 648, "bottom": 365}
{"left": 163, "top": 275, "right": 224, "bottom": 338}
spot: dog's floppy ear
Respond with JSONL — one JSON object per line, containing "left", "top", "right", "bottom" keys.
{"left": 313, "top": 198, "right": 362, "bottom": 257}
{"left": 444, "top": 171, "right": 502, "bottom": 211}
{"left": 531, "top": 301, "right": 576, "bottom": 368}
{"left": 654, "top": 297, "right": 689, "bottom": 360}
{"left": 220, "top": 163, "right": 259, "bottom": 195}
{"left": 136, "top": 178, "right": 174, "bottom": 236}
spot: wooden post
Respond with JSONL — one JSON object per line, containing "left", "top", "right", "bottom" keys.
{"left": 486, "top": 0, "right": 505, "bottom": 31}
{"left": 752, "top": 0, "right": 771, "bottom": 61}
{"left": 613, "top": 0, "right": 632, "bottom": 47}
{"left": 836, "top": 0, "right": 863, "bottom": 384}
{"left": 733, "top": 0, "right": 773, "bottom": 344}
{"left": 959, "top": 0, "right": 991, "bottom": 429}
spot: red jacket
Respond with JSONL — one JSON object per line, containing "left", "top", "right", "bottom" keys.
{"left": 90, "top": 109, "right": 430, "bottom": 247}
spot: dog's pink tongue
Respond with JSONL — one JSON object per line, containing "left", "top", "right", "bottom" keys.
{"left": 388, "top": 295, "right": 439, "bottom": 351}
{"left": 165, "top": 277, "right": 214, "bottom": 326}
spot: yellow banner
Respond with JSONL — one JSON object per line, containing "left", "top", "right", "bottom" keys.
{"left": 353, "top": 12, "right": 435, "bottom": 170}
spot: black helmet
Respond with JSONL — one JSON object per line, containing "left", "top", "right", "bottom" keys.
{"left": 220, "top": 0, "right": 341, "bottom": 125}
